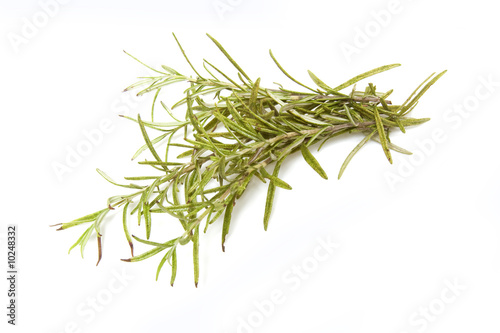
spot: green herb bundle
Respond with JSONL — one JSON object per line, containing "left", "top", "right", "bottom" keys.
{"left": 53, "top": 33, "right": 445, "bottom": 286}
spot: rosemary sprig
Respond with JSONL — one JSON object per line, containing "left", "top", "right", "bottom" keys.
{"left": 52, "top": 33, "right": 445, "bottom": 287}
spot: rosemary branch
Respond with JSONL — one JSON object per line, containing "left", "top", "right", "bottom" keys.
{"left": 53, "top": 33, "right": 446, "bottom": 287}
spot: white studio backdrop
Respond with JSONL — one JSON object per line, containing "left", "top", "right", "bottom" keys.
{"left": 1, "top": 1, "right": 499, "bottom": 332}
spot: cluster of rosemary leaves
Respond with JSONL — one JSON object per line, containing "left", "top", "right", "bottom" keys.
{"left": 53, "top": 33, "right": 445, "bottom": 287}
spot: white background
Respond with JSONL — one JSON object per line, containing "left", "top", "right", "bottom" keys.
{"left": 1, "top": 1, "right": 500, "bottom": 332}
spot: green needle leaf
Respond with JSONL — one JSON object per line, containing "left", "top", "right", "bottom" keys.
{"left": 263, "top": 160, "right": 283, "bottom": 231}
{"left": 193, "top": 225, "right": 200, "bottom": 287}
{"left": 373, "top": 106, "right": 392, "bottom": 163}
{"left": 260, "top": 167, "right": 292, "bottom": 190}
{"left": 68, "top": 224, "right": 93, "bottom": 254}
{"left": 206, "top": 33, "right": 251, "bottom": 82}
{"left": 122, "top": 244, "right": 170, "bottom": 262}
{"left": 269, "top": 50, "right": 317, "bottom": 93}
{"left": 333, "top": 64, "right": 401, "bottom": 91}
{"left": 172, "top": 32, "right": 204, "bottom": 79}
{"left": 222, "top": 195, "right": 235, "bottom": 252}
{"left": 131, "top": 133, "right": 168, "bottom": 161}
{"left": 56, "top": 208, "right": 108, "bottom": 230}
{"left": 79, "top": 224, "right": 95, "bottom": 259}
{"left": 400, "top": 70, "right": 447, "bottom": 115}
{"left": 97, "top": 169, "right": 140, "bottom": 189}
{"left": 338, "top": 130, "right": 377, "bottom": 179}
{"left": 300, "top": 145, "right": 328, "bottom": 180}
{"left": 307, "top": 70, "right": 333, "bottom": 92}
{"left": 137, "top": 114, "right": 167, "bottom": 170}
{"left": 156, "top": 247, "right": 176, "bottom": 282}
{"left": 122, "top": 202, "right": 134, "bottom": 257}
{"left": 288, "top": 109, "right": 330, "bottom": 126}
{"left": 144, "top": 202, "right": 151, "bottom": 239}
{"left": 156, "top": 249, "right": 170, "bottom": 281}
{"left": 250, "top": 77, "right": 261, "bottom": 113}
{"left": 170, "top": 248, "right": 177, "bottom": 286}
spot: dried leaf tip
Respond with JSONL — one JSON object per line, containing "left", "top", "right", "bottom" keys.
{"left": 95, "top": 232, "right": 104, "bottom": 266}
{"left": 128, "top": 242, "right": 134, "bottom": 257}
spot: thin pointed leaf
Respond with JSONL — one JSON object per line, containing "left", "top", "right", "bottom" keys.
{"left": 151, "top": 88, "right": 161, "bottom": 121}
{"left": 300, "top": 145, "right": 328, "bottom": 179}
{"left": 206, "top": 33, "right": 251, "bottom": 82}
{"left": 177, "top": 149, "right": 194, "bottom": 159}
{"left": 123, "top": 245, "right": 166, "bottom": 263}
{"left": 264, "top": 160, "right": 283, "bottom": 231}
{"left": 266, "top": 89, "right": 286, "bottom": 106}
{"left": 374, "top": 106, "right": 392, "bottom": 163}
{"left": 172, "top": 32, "right": 204, "bottom": 79}
{"left": 120, "top": 114, "right": 188, "bottom": 129}
{"left": 338, "top": 130, "right": 376, "bottom": 179}
{"left": 191, "top": 166, "right": 217, "bottom": 197}
{"left": 93, "top": 209, "right": 109, "bottom": 236}
{"left": 305, "top": 126, "right": 330, "bottom": 148}
{"left": 97, "top": 169, "right": 140, "bottom": 189}
{"left": 333, "top": 64, "right": 401, "bottom": 91}
{"left": 122, "top": 202, "right": 134, "bottom": 257}
{"left": 250, "top": 77, "right": 261, "bottom": 113}
{"left": 123, "top": 51, "right": 167, "bottom": 75}
{"left": 396, "top": 72, "right": 435, "bottom": 114}
{"left": 170, "top": 248, "right": 177, "bottom": 286}
{"left": 131, "top": 133, "right": 168, "bottom": 161}
{"left": 57, "top": 208, "right": 108, "bottom": 230}
{"left": 158, "top": 202, "right": 211, "bottom": 214}
{"left": 308, "top": 70, "right": 333, "bottom": 92}
{"left": 235, "top": 171, "right": 254, "bottom": 198}
{"left": 138, "top": 161, "right": 184, "bottom": 166}
{"left": 204, "top": 59, "right": 244, "bottom": 90}
{"left": 122, "top": 238, "right": 178, "bottom": 263}
{"left": 221, "top": 195, "right": 235, "bottom": 252}
{"left": 79, "top": 223, "right": 95, "bottom": 258}
{"left": 68, "top": 224, "right": 93, "bottom": 254}
{"left": 401, "top": 70, "right": 447, "bottom": 115}
{"left": 160, "top": 101, "right": 182, "bottom": 122}
{"left": 131, "top": 235, "right": 178, "bottom": 248}
{"left": 193, "top": 225, "right": 200, "bottom": 287}
{"left": 260, "top": 167, "right": 292, "bottom": 190}
{"left": 288, "top": 109, "right": 330, "bottom": 126}
{"left": 161, "top": 65, "right": 180, "bottom": 75}
{"left": 144, "top": 202, "right": 151, "bottom": 239}
{"left": 137, "top": 114, "right": 167, "bottom": 170}
{"left": 205, "top": 208, "right": 224, "bottom": 233}
{"left": 156, "top": 247, "right": 176, "bottom": 281}
{"left": 343, "top": 104, "right": 357, "bottom": 126}
{"left": 371, "top": 137, "right": 413, "bottom": 155}
{"left": 156, "top": 249, "right": 170, "bottom": 281}
{"left": 269, "top": 50, "right": 317, "bottom": 93}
